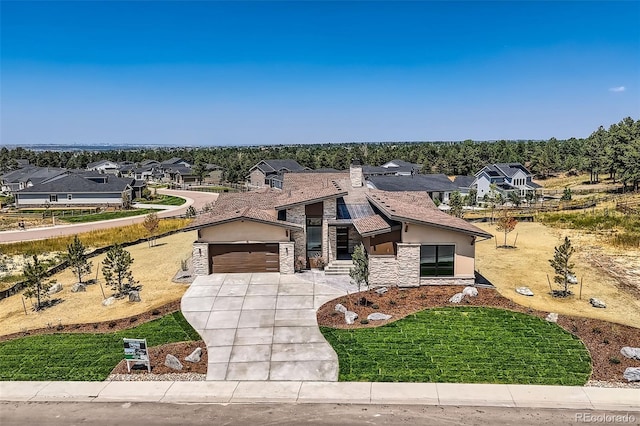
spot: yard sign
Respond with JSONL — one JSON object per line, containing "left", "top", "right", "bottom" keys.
{"left": 123, "top": 338, "right": 151, "bottom": 372}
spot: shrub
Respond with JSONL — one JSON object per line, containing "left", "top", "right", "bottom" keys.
{"left": 151, "top": 309, "right": 161, "bottom": 316}
{"left": 108, "top": 322, "right": 117, "bottom": 328}
{"left": 360, "top": 319, "right": 369, "bottom": 325}
{"left": 609, "top": 357, "right": 621, "bottom": 365}
{"left": 371, "top": 304, "right": 379, "bottom": 310}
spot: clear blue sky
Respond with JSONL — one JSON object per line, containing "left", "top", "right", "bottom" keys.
{"left": 1, "top": 1, "right": 639, "bottom": 146}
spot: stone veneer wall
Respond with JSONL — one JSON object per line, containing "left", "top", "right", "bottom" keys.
{"left": 348, "top": 226, "right": 362, "bottom": 254}
{"left": 279, "top": 242, "right": 295, "bottom": 274}
{"left": 192, "top": 242, "right": 209, "bottom": 275}
{"left": 350, "top": 165, "right": 363, "bottom": 187}
{"left": 396, "top": 243, "right": 420, "bottom": 287}
{"left": 368, "top": 256, "right": 398, "bottom": 287}
{"left": 328, "top": 227, "right": 337, "bottom": 262}
{"left": 322, "top": 200, "right": 337, "bottom": 261}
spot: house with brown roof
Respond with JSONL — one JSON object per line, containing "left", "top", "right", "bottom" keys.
{"left": 187, "top": 162, "right": 492, "bottom": 287}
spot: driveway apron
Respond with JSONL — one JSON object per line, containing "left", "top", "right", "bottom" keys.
{"left": 181, "top": 273, "right": 346, "bottom": 381}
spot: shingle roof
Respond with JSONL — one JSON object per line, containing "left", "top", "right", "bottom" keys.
{"left": 452, "top": 175, "right": 476, "bottom": 189}
{"left": 353, "top": 215, "right": 392, "bottom": 236}
{"left": 1, "top": 166, "right": 67, "bottom": 184}
{"left": 367, "top": 190, "right": 492, "bottom": 238}
{"left": 254, "top": 159, "right": 306, "bottom": 173}
{"left": 367, "top": 174, "right": 458, "bottom": 192}
{"left": 161, "top": 157, "right": 188, "bottom": 165}
{"left": 86, "top": 160, "right": 117, "bottom": 169}
{"left": 187, "top": 206, "right": 303, "bottom": 231}
{"left": 478, "top": 163, "right": 532, "bottom": 179}
{"left": 18, "top": 174, "right": 132, "bottom": 193}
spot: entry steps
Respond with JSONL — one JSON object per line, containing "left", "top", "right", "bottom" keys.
{"left": 324, "top": 260, "right": 354, "bottom": 275}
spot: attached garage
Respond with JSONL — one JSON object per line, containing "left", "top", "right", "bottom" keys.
{"left": 209, "top": 243, "right": 280, "bottom": 273}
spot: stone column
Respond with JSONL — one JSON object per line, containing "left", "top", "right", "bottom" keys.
{"left": 396, "top": 243, "right": 420, "bottom": 287}
{"left": 192, "top": 242, "right": 209, "bottom": 275}
{"left": 279, "top": 242, "right": 295, "bottom": 274}
{"left": 322, "top": 200, "right": 337, "bottom": 261}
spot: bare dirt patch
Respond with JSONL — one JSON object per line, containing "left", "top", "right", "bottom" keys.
{"left": 317, "top": 286, "right": 640, "bottom": 384}
{"left": 474, "top": 222, "right": 640, "bottom": 328}
{"left": 0, "top": 231, "right": 197, "bottom": 336}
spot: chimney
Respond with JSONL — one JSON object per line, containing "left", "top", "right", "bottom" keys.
{"left": 350, "top": 158, "right": 363, "bottom": 188}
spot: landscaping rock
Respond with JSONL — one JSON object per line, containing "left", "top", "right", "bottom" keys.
{"left": 448, "top": 293, "right": 465, "bottom": 304}
{"left": 623, "top": 367, "right": 640, "bottom": 382}
{"left": 462, "top": 286, "right": 478, "bottom": 297}
{"left": 367, "top": 312, "right": 392, "bottom": 321}
{"left": 48, "top": 283, "right": 63, "bottom": 295}
{"left": 71, "top": 283, "right": 86, "bottom": 293}
{"left": 566, "top": 274, "right": 578, "bottom": 284}
{"left": 620, "top": 347, "right": 640, "bottom": 360}
{"left": 129, "top": 291, "right": 141, "bottom": 302}
{"left": 164, "top": 354, "right": 183, "bottom": 371}
{"left": 516, "top": 287, "right": 534, "bottom": 296}
{"left": 545, "top": 313, "right": 558, "bottom": 323}
{"left": 185, "top": 347, "right": 202, "bottom": 363}
{"left": 334, "top": 303, "right": 347, "bottom": 314}
{"left": 345, "top": 311, "right": 358, "bottom": 325}
{"left": 375, "top": 287, "right": 388, "bottom": 295}
{"left": 589, "top": 298, "right": 606, "bottom": 309}
{"left": 102, "top": 297, "right": 116, "bottom": 307}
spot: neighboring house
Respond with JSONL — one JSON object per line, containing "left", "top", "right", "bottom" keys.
{"left": 140, "top": 159, "right": 161, "bottom": 168}
{"left": 452, "top": 175, "right": 476, "bottom": 198}
{"left": 187, "top": 162, "right": 492, "bottom": 287}
{"left": 165, "top": 166, "right": 198, "bottom": 186}
{"left": 15, "top": 173, "right": 134, "bottom": 208}
{"left": 0, "top": 166, "right": 67, "bottom": 193}
{"left": 246, "top": 159, "right": 308, "bottom": 189}
{"left": 132, "top": 166, "right": 160, "bottom": 181}
{"left": 160, "top": 157, "right": 191, "bottom": 168}
{"left": 380, "top": 159, "right": 422, "bottom": 175}
{"left": 366, "top": 174, "right": 459, "bottom": 204}
{"left": 472, "top": 163, "right": 541, "bottom": 199}
{"left": 203, "top": 164, "right": 224, "bottom": 185}
{"left": 86, "top": 160, "right": 120, "bottom": 175}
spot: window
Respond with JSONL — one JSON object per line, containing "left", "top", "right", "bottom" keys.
{"left": 49, "top": 194, "right": 58, "bottom": 202}
{"left": 67, "top": 194, "right": 73, "bottom": 200}
{"left": 277, "top": 210, "right": 286, "bottom": 221}
{"left": 420, "top": 245, "right": 455, "bottom": 277}
{"left": 306, "top": 217, "right": 322, "bottom": 252}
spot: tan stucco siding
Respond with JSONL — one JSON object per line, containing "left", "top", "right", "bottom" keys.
{"left": 199, "top": 221, "right": 290, "bottom": 243}
{"left": 401, "top": 223, "right": 476, "bottom": 277}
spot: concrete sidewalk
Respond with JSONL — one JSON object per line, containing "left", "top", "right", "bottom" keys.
{"left": 1, "top": 381, "right": 638, "bottom": 411}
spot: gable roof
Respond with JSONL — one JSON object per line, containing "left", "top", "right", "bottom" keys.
{"left": 18, "top": 173, "right": 133, "bottom": 193}
{"left": 452, "top": 175, "right": 476, "bottom": 189}
{"left": 1, "top": 166, "right": 67, "bottom": 184}
{"left": 353, "top": 214, "right": 392, "bottom": 237}
{"left": 366, "top": 190, "right": 492, "bottom": 238}
{"left": 477, "top": 163, "right": 532, "bottom": 179}
{"left": 186, "top": 206, "right": 303, "bottom": 231}
{"left": 86, "top": 160, "right": 118, "bottom": 169}
{"left": 161, "top": 157, "right": 189, "bottom": 166}
{"left": 381, "top": 159, "right": 421, "bottom": 170}
{"left": 252, "top": 159, "right": 306, "bottom": 174}
{"left": 140, "top": 159, "right": 160, "bottom": 166}
{"left": 367, "top": 174, "right": 458, "bottom": 192}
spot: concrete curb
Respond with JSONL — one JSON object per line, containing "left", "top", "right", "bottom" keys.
{"left": 1, "top": 381, "right": 638, "bottom": 410}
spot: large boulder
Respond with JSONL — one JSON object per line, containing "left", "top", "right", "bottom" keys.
{"left": 566, "top": 274, "right": 578, "bottom": 284}
{"left": 334, "top": 303, "right": 347, "bottom": 314}
{"left": 516, "top": 287, "right": 534, "bottom": 296}
{"left": 102, "top": 297, "right": 116, "bottom": 307}
{"left": 545, "top": 313, "right": 558, "bottom": 323}
{"left": 164, "top": 354, "right": 183, "bottom": 371}
{"left": 589, "top": 298, "right": 606, "bottom": 309}
{"left": 129, "top": 291, "right": 141, "bottom": 302}
{"left": 345, "top": 311, "right": 358, "bottom": 325}
{"left": 623, "top": 367, "right": 640, "bottom": 382}
{"left": 462, "top": 287, "right": 478, "bottom": 297}
{"left": 71, "top": 283, "right": 86, "bottom": 293}
{"left": 367, "top": 312, "right": 392, "bottom": 321}
{"left": 448, "top": 293, "right": 465, "bottom": 304}
{"left": 185, "top": 347, "right": 202, "bottom": 363}
{"left": 48, "top": 283, "right": 63, "bottom": 295}
{"left": 620, "top": 347, "right": 640, "bottom": 360}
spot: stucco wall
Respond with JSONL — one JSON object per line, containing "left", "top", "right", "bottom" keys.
{"left": 199, "top": 221, "right": 290, "bottom": 243}
{"left": 402, "top": 223, "right": 476, "bottom": 278}
{"left": 279, "top": 242, "right": 295, "bottom": 274}
{"left": 192, "top": 242, "right": 209, "bottom": 275}
{"left": 369, "top": 256, "right": 398, "bottom": 287}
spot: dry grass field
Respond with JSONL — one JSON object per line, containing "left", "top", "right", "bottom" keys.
{"left": 475, "top": 221, "right": 640, "bottom": 328}
{"left": 0, "top": 231, "right": 196, "bottom": 336}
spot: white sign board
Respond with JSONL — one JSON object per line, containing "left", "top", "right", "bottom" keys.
{"left": 123, "top": 338, "right": 151, "bottom": 372}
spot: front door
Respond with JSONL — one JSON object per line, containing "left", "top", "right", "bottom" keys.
{"left": 336, "top": 227, "right": 350, "bottom": 260}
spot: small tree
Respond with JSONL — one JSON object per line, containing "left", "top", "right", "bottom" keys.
{"left": 185, "top": 205, "right": 196, "bottom": 218}
{"left": 349, "top": 243, "right": 369, "bottom": 298}
{"left": 143, "top": 212, "right": 160, "bottom": 247}
{"left": 23, "top": 255, "right": 54, "bottom": 311}
{"left": 66, "top": 235, "right": 92, "bottom": 283}
{"left": 495, "top": 210, "right": 518, "bottom": 247}
{"left": 102, "top": 244, "right": 136, "bottom": 297}
{"left": 561, "top": 187, "right": 572, "bottom": 201}
{"left": 508, "top": 191, "right": 521, "bottom": 207}
{"left": 549, "top": 236, "right": 576, "bottom": 297}
{"left": 121, "top": 192, "right": 132, "bottom": 210}
{"left": 448, "top": 191, "right": 464, "bottom": 218}
{"left": 467, "top": 188, "right": 477, "bottom": 206}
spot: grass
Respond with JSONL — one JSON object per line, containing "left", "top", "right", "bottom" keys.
{"left": 0, "top": 218, "right": 191, "bottom": 255}
{"left": 320, "top": 307, "right": 591, "bottom": 385}
{"left": 146, "top": 195, "right": 186, "bottom": 206}
{"left": 0, "top": 312, "right": 201, "bottom": 381}
{"left": 60, "top": 208, "right": 160, "bottom": 224}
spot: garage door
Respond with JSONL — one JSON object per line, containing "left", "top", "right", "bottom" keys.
{"left": 209, "top": 244, "right": 279, "bottom": 273}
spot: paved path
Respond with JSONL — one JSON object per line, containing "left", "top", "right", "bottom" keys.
{"left": 0, "top": 189, "right": 217, "bottom": 243}
{"left": 1, "top": 381, "right": 638, "bottom": 411}
{"left": 181, "top": 273, "right": 346, "bottom": 381}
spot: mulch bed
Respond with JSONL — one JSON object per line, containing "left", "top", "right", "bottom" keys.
{"left": 316, "top": 286, "right": 640, "bottom": 383}
{"left": 110, "top": 340, "right": 208, "bottom": 375}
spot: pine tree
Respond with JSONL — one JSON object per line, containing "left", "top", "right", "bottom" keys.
{"left": 23, "top": 255, "right": 54, "bottom": 311}
{"left": 549, "top": 237, "right": 576, "bottom": 297}
{"left": 448, "top": 191, "right": 464, "bottom": 218}
{"left": 66, "top": 235, "right": 92, "bottom": 284}
{"left": 102, "top": 244, "right": 137, "bottom": 297}
{"left": 349, "top": 244, "right": 369, "bottom": 295}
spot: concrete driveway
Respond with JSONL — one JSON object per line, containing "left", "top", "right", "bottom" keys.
{"left": 181, "top": 273, "right": 346, "bottom": 381}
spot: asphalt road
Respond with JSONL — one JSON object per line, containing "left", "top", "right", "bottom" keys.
{"left": 2, "top": 402, "right": 634, "bottom": 425}
{"left": 0, "top": 189, "right": 218, "bottom": 243}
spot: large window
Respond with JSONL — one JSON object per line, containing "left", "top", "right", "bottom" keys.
{"left": 306, "top": 218, "right": 322, "bottom": 253}
{"left": 420, "top": 245, "right": 455, "bottom": 277}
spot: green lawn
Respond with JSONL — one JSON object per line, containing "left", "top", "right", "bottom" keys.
{"left": 320, "top": 307, "right": 592, "bottom": 385}
{"left": 143, "top": 195, "right": 186, "bottom": 206}
{"left": 60, "top": 208, "right": 159, "bottom": 223}
{"left": 0, "top": 312, "right": 201, "bottom": 381}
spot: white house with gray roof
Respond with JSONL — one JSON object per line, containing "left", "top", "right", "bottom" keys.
{"left": 473, "top": 163, "right": 541, "bottom": 199}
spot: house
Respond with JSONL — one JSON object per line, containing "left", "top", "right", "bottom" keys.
{"left": 15, "top": 172, "right": 134, "bottom": 208}
{"left": 361, "top": 159, "right": 422, "bottom": 178}
{"left": 203, "top": 164, "right": 224, "bottom": 185}
{"left": 164, "top": 166, "right": 198, "bottom": 187}
{"left": 140, "top": 159, "right": 161, "bottom": 167}
{"left": 452, "top": 175, "right": 476, "bottom": 198}
{"left": 86, "top": 160, "right": 120, "bottom": 175}
{"left": 366, "top": 174, "right": 459, "bottom": 204}
{"left": 246, "top": 159, "right": 308, "bottom": 189}
{"left": 187, "top": 162, "right": 492, "bottom": 287}
{"left": 160, "top": 157, "right": 191, "bottom": 168}
{"left": 0, "top": 166, "right": 67, "bottom": 194}
{"left": 473, "top": 163, "right": 541, "bottom": 199}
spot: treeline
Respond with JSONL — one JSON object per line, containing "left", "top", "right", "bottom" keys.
{"left": 1, "top": 117, "right": 638, "bottom": 190}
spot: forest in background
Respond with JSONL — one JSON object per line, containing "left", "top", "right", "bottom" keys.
{"left": 1, "top": 117, "right": 639, "bottom": 190}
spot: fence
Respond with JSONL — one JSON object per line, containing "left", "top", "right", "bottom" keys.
{"left": 616, "top": 200, "right": 640, "bottom": 215}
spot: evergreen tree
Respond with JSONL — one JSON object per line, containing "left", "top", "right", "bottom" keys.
{"left": 66, "top": 235, "right": 92, "bottom": 283}
{"left": 349, "top": 244, "right": 369, "bottom": 295}
{"left": 102, "top": 244, "right": 137, "bottom": 297}
{"left": 549, "top": 237, "right": 576, "bottom": 297}
{"left": 23, "top": 255, "right": 54, "bottom": 311}
{"left": 448, "top": 191, "right": 464, "bottom": 218}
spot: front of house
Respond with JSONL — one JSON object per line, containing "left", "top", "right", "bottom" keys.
{"left": 188, "top": 165, "right": 492, "bottom": 287}
{"left": 473, "top": 163, "right": 541, "bottom": 199}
